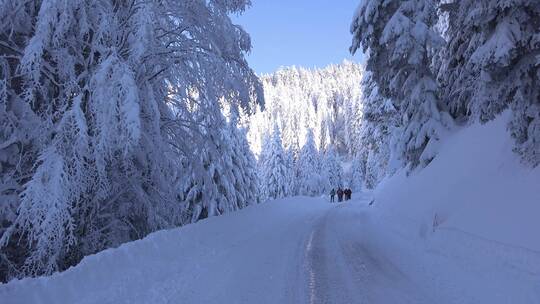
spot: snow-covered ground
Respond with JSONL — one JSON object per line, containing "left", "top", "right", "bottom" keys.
{"left": 366, "top": 112, "right": 540, "bottom": 303}
{"left": 1, "top": 113, "right": 539, "bottom": 304}
{"left": 0, "top": 196, "right": 335, "bottom": 304}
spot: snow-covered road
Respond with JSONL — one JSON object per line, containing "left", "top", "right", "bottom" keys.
{"left": 299, "top": 203, "right": 430, "bottom": 304}
{"left": 1, "top": 194, "right": 539, "bottom": 304}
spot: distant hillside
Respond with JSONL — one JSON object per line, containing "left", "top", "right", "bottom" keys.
{"left": 246, "top": 60, "right": 364, "bottom": 158}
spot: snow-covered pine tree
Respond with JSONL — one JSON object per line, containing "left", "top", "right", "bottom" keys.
{"left": 0, "top": 0, "right": 262, "bottom": 281}
{"left": 179, "top": 109, "right": 262, "bottom": 224}
{"left": 356, "top": 73, "right": 399, "bottom": 188}
{"left": 343, "top": 94, "right": 364, "bottom": 156}
{"left": 179, "top": 111, "right": 239, "bottom": 222}
{"left": 285, "top": 148, "right": 299, "bottom": 196}
{"left": 351, "top": 0, "right": 454, "bottom": 170}
{"left": 434, "top": 1, "right": 480, "bottom": 123}
{"left": 297, "top": 129, "right": 323, "bottom": 196}
{"left": 319, "top": 118, "right": 330, "bottom": 152}
{"left": 322, "top": 146, "right": 343, "bottom": 192}
{"left": 257, "top": 133, "right": 272, "bottom": 202}
{"left": 259, "top": 124, "right": 292, "bottom": 200}
{"left": 0, "top": 0, "right": 170, "bottom": 279}
{"left": 227, "top": 114, "right": 261, "bottom": 210}
{"left": 349, "top": 153, "right": 365, "bottom": 192}
{"left": 438, "top": 0, "right": 540, "bottom": 166}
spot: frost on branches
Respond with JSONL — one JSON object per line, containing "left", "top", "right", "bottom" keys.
{"left": 0, "top": 0, "right": 262, "bottom": 281}
{"left": 179, "top": 112, "right": 260, "bottom": 223}
{"left": 249, "top": 62, "right": 363, "bottom": 194}
{"left": 321, "top": 146, "right": 344, "bottom": 192}
{"left": 247, "top": 61, "right": 364, "bottom": 158}
{"left": 259, "top": 124, "right": 293, "bottom": 200}
{"left": 351, "top": 0, "right": 454, "bottom": 170}
{"left": 351, "top": 0, "right": 540, "bottom": 173}
{"left": 356, "top": 73, "right": 399, "bottom": 189}
{"left": 297, "top": 129, "right": 325, "bottom": 196}
{"left": 437, "top": 0, "right": 540, "bottom": 166}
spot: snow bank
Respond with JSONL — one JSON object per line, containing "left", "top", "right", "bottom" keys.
{"left": 0, "top": 198, "right": 330, "bottom": 304}
{"left": 374, "top": 112, "right": 540, "bottom": 251}
{"left": 365, "top": 112, "right": 540, "bottom": 302}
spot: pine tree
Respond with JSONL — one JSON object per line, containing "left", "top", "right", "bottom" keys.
{"left": 322, "top": 146, "right": 343, "bottom": 192}
{"left": 180, "top": 112, "right": 238, "bottom": 222}
{"left": 228, "top": 116, "right": 261, "bottom": 210}
{"left": 349, "top": 153, "right": 365, "bottom": 192}
{"left": 297, "top": 129, "right": 323, "bottom": 196}
{"left": 351, "top": 0, "right": 454, "bottom": 169}
{"left": 357, "top": 73, "right": 399, "bottom": 188}
{"left": 260, "top": 124, "right": 292, "bottom": 200}
{"left": 438, "top": 0, "right": 540, "bottom": 166}
{"left": 0, "top": 0, "right": 262, "bottom": 281}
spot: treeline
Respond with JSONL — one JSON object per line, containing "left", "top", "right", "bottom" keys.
{"left": 246, "top": 62, "right": 364, "bottom": 196}
{"left": 0, "top": 0, "right": 261, "bottom": 282}
{"left": 247, "top": 61, "right": 364, "bottom": 157}
{"left": 257, "top": 125, "right": 344, "bottom": 201}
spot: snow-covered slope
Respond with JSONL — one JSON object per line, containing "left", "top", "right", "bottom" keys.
{"left": 374, "top": 112, "right": 540, "bottom": 251}
{"left": 367, "top": 112, "right": 540, "bottom": 302}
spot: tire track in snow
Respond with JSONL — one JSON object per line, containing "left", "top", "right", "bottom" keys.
{"left": 301, "top": 204, "right": 431, "bottom": 304}
{"left": 304, "top": 230, "right": 317, "bottom": 304}
{"left": 302, "top": 210, "right": 359, "bottom": 304}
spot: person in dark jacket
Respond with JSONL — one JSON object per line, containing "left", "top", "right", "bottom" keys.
{"left": 345, "top": 188, "right": 352, "bottom": 200}
{"left": 329, "top": 188, "right": 336, "bottom": 203}
{"left": 337, "top": 187, "right": 344, "bottom": 202}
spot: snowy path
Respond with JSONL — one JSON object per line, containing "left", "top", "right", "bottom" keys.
{"left": 297, "top": 201, "right": 430, "bottom": 304}
{"left": 1, "top": 194, "right": 539, "bottom": 304}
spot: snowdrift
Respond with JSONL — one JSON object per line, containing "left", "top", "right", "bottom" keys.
{"left": 374, "top": 112, "right": 540, "bottom": 251}
{"left": 366, "top": 112, "right": 540, "bottom": 302}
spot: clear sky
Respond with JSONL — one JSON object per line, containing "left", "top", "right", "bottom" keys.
{"left": 233, "top": 1, "right": 363, "bottom": 74}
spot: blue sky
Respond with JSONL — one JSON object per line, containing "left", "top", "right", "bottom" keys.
{"left": 233, "top": 1, "right": 363, "bottom": 74}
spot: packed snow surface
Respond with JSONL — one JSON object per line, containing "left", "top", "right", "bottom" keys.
{"left": 1, "top": 114, "right": 539, "bottom": 304}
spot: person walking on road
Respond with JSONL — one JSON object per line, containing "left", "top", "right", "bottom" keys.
{"left": 343, "top": 188, "right": 348, "bottom": 201}
{"left": 337, "top": 187, "right": 344, "bottom": 202}
{"left": 329, "top": 188, "right": 336, "bottom": 203}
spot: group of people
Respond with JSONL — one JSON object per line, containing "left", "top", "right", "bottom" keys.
{"left": 329, "top": 187, "right": 352, "bottom": 203}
